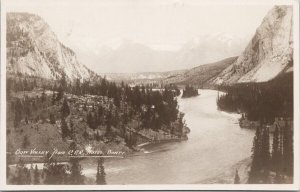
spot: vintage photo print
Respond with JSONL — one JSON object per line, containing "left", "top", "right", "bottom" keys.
{"left": 0, "top": 0, "right": 299, "bottom": 190}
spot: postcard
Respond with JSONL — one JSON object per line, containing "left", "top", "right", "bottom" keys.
{"left": 0, "top": 0, "right": 299, "bottom": 190}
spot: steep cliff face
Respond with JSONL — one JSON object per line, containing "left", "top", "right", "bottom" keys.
{"left": 212, "top": 5, "right": 293, "bottom": 85}
{"left": 7, "top": 13, "right": 98, "bottom": 81}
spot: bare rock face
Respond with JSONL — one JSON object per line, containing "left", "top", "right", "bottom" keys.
{"left": 7, "top": 12, "right": 98, "bottom": 81}
{"left": 212, "top": 5, "right": 293, "bottom": 85}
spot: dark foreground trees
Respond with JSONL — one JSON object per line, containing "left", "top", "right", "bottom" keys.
{"left": 217, "top": 72, "right": 293, "bottom": 123}
{"left": 96, "top": 158, "right": 106, "bottom": 185}
{"left": 248, "top": 123, "right": 293, "bottom": 184}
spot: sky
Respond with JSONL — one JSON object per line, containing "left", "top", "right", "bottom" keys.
{"left": 5, "top": 0, "right": 280, "bottom": 72}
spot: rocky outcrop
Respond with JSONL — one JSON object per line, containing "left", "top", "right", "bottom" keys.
{"left": 7, "top": 12, "right": 98, "bottom": 81}
{"left": 212, "top": 6, "right": 293, "bottom": 85}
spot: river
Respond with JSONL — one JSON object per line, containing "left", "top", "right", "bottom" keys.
{"left": 82, "top": 89, "right": 255, "bottom": 184}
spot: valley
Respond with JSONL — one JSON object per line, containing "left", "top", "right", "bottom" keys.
{"left": 5, "top": 5, "right": 295, "bottom": 185}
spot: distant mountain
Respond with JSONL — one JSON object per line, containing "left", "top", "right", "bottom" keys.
{"left": 174, "top": 33, "right": 246, "bottom": 69}
{"left": 92, "top": 40, "right": 175, "bottom": 73}
{"left": 211, "top": 5, "right": 293, "bottom": 85}
{"left": 73, "top": 33, "right": 247, "bottom": 74}
{"left": 100, "top": 6, "right": 293, "bottom": 87}
{"left": 7, "top": 12, "right": 99, "bottom": 81}
{"left": 101, "top": 57, "right": 236, "bottom": 87}
{"left": 101, "top": 69, "right": 187, "bottom": 84}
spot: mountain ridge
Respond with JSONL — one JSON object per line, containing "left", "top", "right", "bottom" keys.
{"left": 74, "top": 33, "right": 247, "bottom": 73}
{"left": 211, "top": 5, "right": 293, "bottom": 85}
{"left": 7, "top": 12, "right": 99, "bottom": 81}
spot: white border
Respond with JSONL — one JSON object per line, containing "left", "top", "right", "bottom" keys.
{"left": 0, "top": 0, "right": 299, "bottom": 190}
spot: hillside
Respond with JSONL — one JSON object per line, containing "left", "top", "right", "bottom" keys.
{"left": 6, "top": 12, "right": 99, "bottom": 81}
{"left": 211, "top": 5, "right": 293, "bottom": 85}
{"left": 161, "top": 57, "right": 237, "bottom": 87}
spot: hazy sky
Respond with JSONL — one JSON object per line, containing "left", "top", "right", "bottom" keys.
{"left": 6, "top": 0, "right": 276, "bottom": 50}
{"left": 6, "top": 0, "right": 286, "bottom": 73}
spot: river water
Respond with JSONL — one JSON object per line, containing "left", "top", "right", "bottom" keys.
{"left": 82, "top": 89, "right": 255, "bottom": 184}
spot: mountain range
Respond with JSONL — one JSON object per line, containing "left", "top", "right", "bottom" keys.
{"left": 6, "top": 5, "right": 293, "bottom": 87}
{"left": 72, "top": 34, "right": 247, "bottom": 74}
{"left": 100, "top": 5, "right": 293, "bottom": 86}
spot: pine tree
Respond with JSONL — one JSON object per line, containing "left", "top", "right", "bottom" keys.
{"left": 24, "top": 167, "right": 31, "bottom": 184}
{"left": 83, "top": 129, "right": 89, "bottom": 140}
{"left": 272, "top": 125, "right": 281, "bottom": 172}
{"left": 43, "top": 154, "right": 67, "bottom": 184}
{"left": 97, "top": 106, "right": 104, "bottom": 125}
{"left": 87, "top": 112, "right": 91, "bottom": 126}
{"left": 261, "top": 127, "right": 270, "bottom": 182}
{"left": 14, "top": 99, "right": 22, "bottom": 128}
{"left": 56, "top": 87, "right": 64, "bottom": 101}
{"left": 95, "top": 131, "right": 101, "bottom": 141}
{"left": 248, "top": 127, "right": 262, "bottom": 183}
{"left": 68, "top": 142, "right": 84, "bottom": 184}
{"left": 11, "top": 159, "right": 27, "bottom": 184}
{"left": 70, "top": 119, "right": 76, "bottom": 140}
{"left": 52, "top": 90, "right": 56, "bottom": 105}
{"left": 50, "top": 113, "right": 56, "bottom": 124}
{"left": 22, "top": 135, "right": 30, "bottom": 149}
{"left": 33, "top": 165, "right": 40, "bottom": 184}
{"left": 234, "top": 169, "right": 240, "bottom": 184}
{"left": 282, "top": 122, "right": 293, "bottom": 176}
{"left": 61, "top": 118, "right": 69, "bottom": 139}
{"left": 75, "top": 79, "right": 81, "bottom": 95}
{"left": 61, "top": 98, "right": 70, "bottom": 119}
{"left": 105, "top": 112, "right": 112, "bottom": 137}
{"left": 41, "top": 90, "right": 46, "bottom": 103}
{"left": 96, "top": 158, "right": 106, "bottom": 185}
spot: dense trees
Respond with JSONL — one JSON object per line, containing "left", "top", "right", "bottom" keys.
{"left": 74, "top": 78, "right": 183, "bottom": 134}
{"left": 215, "top": 72, "right": 294, "bottom": 184}
{"left": 7, "top": 70, "right": 187, "bottom": 185}
{"left": 10, "top": 159, "right": 31, "bottom": 184}
{"left": 182, "top": 85, "right": 199, "bottom": 98}
{"left": 248, "top": 124, "right": 293, "bottom": 183}
{"left": 217, "top": 72, "right": 293, "bottom": 123}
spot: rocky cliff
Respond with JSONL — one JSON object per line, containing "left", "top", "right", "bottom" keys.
{"left": 7, "top": 12, "right": 98, "bottom": 81}
{"left": 212, "top": 5, "right": 293, "bottom": 85}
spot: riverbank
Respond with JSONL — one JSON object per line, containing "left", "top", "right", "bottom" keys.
{"left": 8, "top": 89, "right": 255, "bottom": 184}
{"left": 197, "top": 157, "right": 252, "bottom": 184}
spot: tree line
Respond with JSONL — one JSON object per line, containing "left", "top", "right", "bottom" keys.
{"left": 8, "top": 142, "right": 106, "bottom": 185}
{"left": 248, "top": 122, "right": 293, "bottom": 183}
{"left": 216, "top": 72, "right": 293, "bottom": 124}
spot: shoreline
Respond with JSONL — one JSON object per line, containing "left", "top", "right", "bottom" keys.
{"left": 196, "top": 157, "right": 252, "bottom": 184}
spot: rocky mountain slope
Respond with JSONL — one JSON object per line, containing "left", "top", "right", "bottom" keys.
{"left": 7, "top": 13, "right": 98, "bottom": 81}
{"left": 161, "top": 57, "right": 237, "bottom": 86}
{"left": 211, "top": 5, "right": 293, "bottom": 85}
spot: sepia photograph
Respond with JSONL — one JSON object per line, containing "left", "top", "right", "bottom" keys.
{"left": 0, "top": 0, "right": 299, "bottom": 190}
